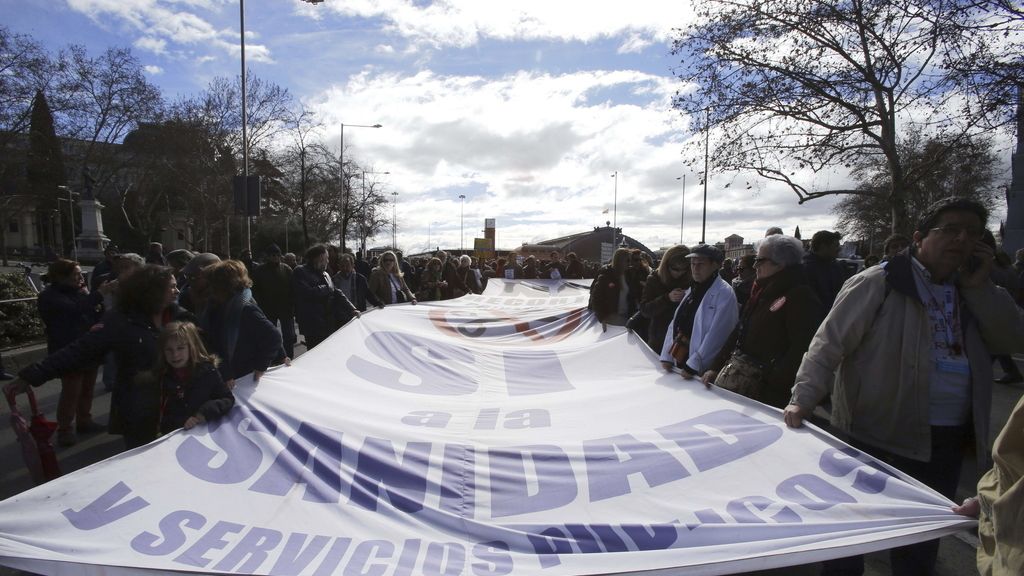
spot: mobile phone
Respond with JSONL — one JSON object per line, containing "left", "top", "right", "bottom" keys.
{"left": 965, "top": 254, "right": 981, "bottom": 274}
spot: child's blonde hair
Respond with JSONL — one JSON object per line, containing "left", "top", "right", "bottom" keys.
{"left": 154, "top": 321, "right": 219, "bottom": 379}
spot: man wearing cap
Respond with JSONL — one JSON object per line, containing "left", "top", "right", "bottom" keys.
{"left": 178, "top": 253, "right": 221, "bottom": 316}
{"left": 803, "top": 229, "right": 849, "bottom": 310}
{"left": 660, "top": 245, "right": 739, "bottom": 379}
{"left": 251, "top": 244, "right": 295, "bottom": 358}
{"left": 89, "top": 244, "right": 119, "bottom": 292}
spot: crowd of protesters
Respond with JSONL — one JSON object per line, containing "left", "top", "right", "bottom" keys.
{"left": 2, "top": 196, "right": 1024, "bottom": 576}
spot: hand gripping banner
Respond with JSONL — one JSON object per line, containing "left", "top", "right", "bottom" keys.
{"left": 0, "top": 279, "right": 974, "bottom": 575}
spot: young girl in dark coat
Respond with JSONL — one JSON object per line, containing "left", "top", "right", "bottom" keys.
{"left": 155, "top": 321, "right": 234, "bottom": 435}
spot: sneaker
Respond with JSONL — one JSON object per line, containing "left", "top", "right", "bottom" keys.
{"left": 58, "top": 430, "right": 77, "bottom": 447}
{"left": 76, "top": 421, "right": 106, "bottom": 435}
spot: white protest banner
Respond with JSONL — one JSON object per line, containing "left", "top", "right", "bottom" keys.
{"left": 0, "top": 279, "right": 974, "bottom": 575}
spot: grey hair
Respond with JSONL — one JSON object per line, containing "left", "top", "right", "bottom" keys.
{"left": 459, "top": 254, "right": 472, "bottom": 266}
{"left": 760, "top": 235, "right": 805, "bottom": 267}
{"left": 116, "top": 252, "right": 146, "bottom": 267}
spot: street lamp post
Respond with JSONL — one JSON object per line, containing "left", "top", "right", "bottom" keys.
{"left": 610, "top": 172, "right": 618, "bottom": 248}
{"left": 339, "top": 122, "right": 382, "bottom": 249}
{"left": 56, "top": 185, "right": 77, "bottom": 261}
{"left": 676, "top": 175, "right": 686, "bottom": 244}
{"left": 458, "top": 194, "right": 466, "bottom": 254}
{"left": 701, "top": 107, "right": 710, "bottom": 245}
{"left": 391, "top": 191, "right": 399, "bottom": 249}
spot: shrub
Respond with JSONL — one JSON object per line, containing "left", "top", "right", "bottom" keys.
{"left": 0, "top": 272, "right": 43, "bottom": 347}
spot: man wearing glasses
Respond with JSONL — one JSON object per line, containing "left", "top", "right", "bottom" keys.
{"left": 785, "top": 197, "right": 1024, "bottom": 575}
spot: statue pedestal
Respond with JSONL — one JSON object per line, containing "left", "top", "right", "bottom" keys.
{"left": 76, "top": 199, "right": 109, "bottom": 263}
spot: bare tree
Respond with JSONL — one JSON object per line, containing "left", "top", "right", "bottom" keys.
{"left": 672, "top": 0, "right": 1022, "bottom": 233}
{"left": 0, "top": 27, "right": 59, "bottom": 181}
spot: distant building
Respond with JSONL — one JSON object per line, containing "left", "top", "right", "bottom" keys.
{"left": 528, "top": 226, "right": 656, "bottom": 264}
{"left": 722, "top": 234, "right": 754, "bottom": 260}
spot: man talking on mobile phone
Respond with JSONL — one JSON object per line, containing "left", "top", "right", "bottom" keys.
{"left": 783, "top": 196, "right": 1024, "bottom": 576}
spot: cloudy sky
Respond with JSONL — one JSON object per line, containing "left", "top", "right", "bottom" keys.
{"left": 6, "top": 0, "right": 894, "bottom": 253}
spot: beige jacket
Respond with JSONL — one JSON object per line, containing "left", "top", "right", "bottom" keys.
{"left": 791, "top": 254, "right": 1024, "bottom": 465}
{"left": 977, "top": 395, "right": 1024, "bottom": 576}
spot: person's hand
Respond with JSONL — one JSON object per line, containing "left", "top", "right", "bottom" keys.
{"left": 661, "top": 361, "right": 674, "bottom": 372}
{"left": 601, "top": 321, "right": 607, "bottom": 333}
{"left": 183, "top": 414, "right": 205, "bottom": 430}
{"left": 411, "top": 299, "right": 418, "bottom": 305}
{"left": 952, "top": 496, "right": 980, "bottom": 518}
{"left": 668, "top": 288, "right": 685, "bottom": 303}
{"left": 253, "top": 370, "right": 264, "bottom": 383}
{"left": 376, "top": 304, "right": 385, "bottom": 309}
{"left": 226, "top": 378, "right": 236, "bottom": 390}
{"left": 3, "top": 378, "right": 29, "bottom": 397}
{"left": 353, "top": 310, "right": 362, "bottom": 318}
{"left": 283, "top": 357, "right": 292, "bottom": 366}
{"left": 784, "top": 403, "right": 811, "bottom": 428}
{"left": 680, "top": 368, "right": 696, "bottom": 380}
{"left": 701, "top": 370, "right": 717, "bottom": 389}
{"left": 958, "top": 240, "right": 995, "bottom": 289}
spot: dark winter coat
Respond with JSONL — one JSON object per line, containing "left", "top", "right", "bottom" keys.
{"left": 201, "top": 289, "right": 283, "bottom": 382}
{"left": 292, "top": 264, "right": 356, "bottom": 340}
{"left": 639, "top": 271, "right": 690, "bottom": 353}
{"left": 251, "top": 261, "right": 294, "bottom": 320}
{"left": 713, "top": 266, "right": 823, "bottom": 409}
{"left": 802, "top": 252, "right": 849, "bottom": 311}
{"left": 588, "top": 265, "right": 636, "bottom": 323}
{"left": 159, "top": 361, "right": 234, "bottom": 434}
{"left": 37, "top": 283, "right": 104, "bottom": 354}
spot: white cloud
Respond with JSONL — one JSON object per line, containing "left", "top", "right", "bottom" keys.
{"left": 134, "top": 36, "right": 167, "bottom": 54}
{"left": 143, "top": 64, "right": 164, "bottom": 74}
{"left": 323, "top": 0, "right": 696, "bottom": 49}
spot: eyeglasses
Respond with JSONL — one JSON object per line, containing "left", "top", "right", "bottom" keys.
{"left": 383, "top": 258, "right": 395, "bottom": 263}
{"left": 753, "top": 257, "right": 775, "bottom": 266}
{"left": 930, "top": 224, "right": 983, "bottom": 240}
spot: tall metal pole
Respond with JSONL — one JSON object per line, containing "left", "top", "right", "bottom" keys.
{"left": 240, "top": 0, "right": 250, "bottom": 255}
{"left": 459, "top": 194, "right": 466, "bottom": 254}
{"left": 676, "top": 175, "right": 686, "bottom": 245}
{"left": 701, "top": 108, "right": 709, "bottom": 245}
{"left": 391, "top": 191, "right": 398, "bottom": 249}
{"left": 610, "top": 171, "right": 618, "bottom": 248}
{"left": 339, "top": 122, "right": 383, "bottom": 249}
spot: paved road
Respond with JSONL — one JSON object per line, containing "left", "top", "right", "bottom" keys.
{"left": 0, "top": 337, "right": 1020, "bottom": 575}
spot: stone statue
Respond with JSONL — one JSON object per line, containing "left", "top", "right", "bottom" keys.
{"left": 82, "top": 167, "right": 95, "bottom": 201}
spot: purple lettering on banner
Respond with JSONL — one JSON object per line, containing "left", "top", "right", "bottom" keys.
{"left": 582, "top": 434, "right": 691, "bottom": 501}
{"left": 344, "top": 540, "right": 394, "bottom": 576}
{"left": 176, "top": 406, "right": 271, "bottom": 484}
{"left": 563, "top": 525, "right": 603, "bottom": 553}
{"left": 471, "top": 541, "right": 513, "bottom": 576}
{"left": 474, "top": 408, "right": 500, "bottom": 430}
{"left": 503, "top": 350, "right": 574, "bottom": 396}
{"left": 526, "top": 527, "right": 574, "bottom": 568}
{"left": 585, "top": 524, "right": 629, "bottom": 553}
{"left": 270, "top": 533, "right": 332, "bottom": 576}
{"left": 726, "top": 495, "right": 802, "bottom": 524}
{"left": 819, "top": 448, "right": 894, "bottom": 494}
{"left": 777, "top": 474, "right": 857, "bottom": 510}
{"left": 130, "top": 510, "right": 205, "bottom": 556}
{"left": 423, "top": 542, "right": 465, "bottom": 576}
{"left": 212, "top": 527, "right": 282, "bottom": 573}
{"left": 440, "top": 444, "right": 475, "bottom": 519}
{"left": 620, "top": 524, "right": 679, "bottom": 551}
{"left": 174, "top": 520, "right": 244, "bottom": 568}
{"left": 693, "top": 508, "right": 726, "bottom": 525}
{"left": 62, "top": 481, "right": 149, "bottom": 530}
{"left": 311, "top": 538, "right": 352, "bottom": 576}
{"left": 348, "top": 331, "right": 478, "bottom": 396}
{"left": 392, "top": 539, "right": 422, "bottom": 576}
{"left": 249, "top": 421, "right": 344, "bottom": 503}
{"left": 402, "top": 411, "right": 452, "bottom": 428}
{"left": 656, "top": 410, "right": 782, "bottom": 472}
{"left": 351, "top": 438, "right": 432, "bottom": 513}
{"left": 504, "top": 409, "right": 550, "bottom": 429}
{"left": 488, "top": 445, "right": 577, "bottom": 518}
